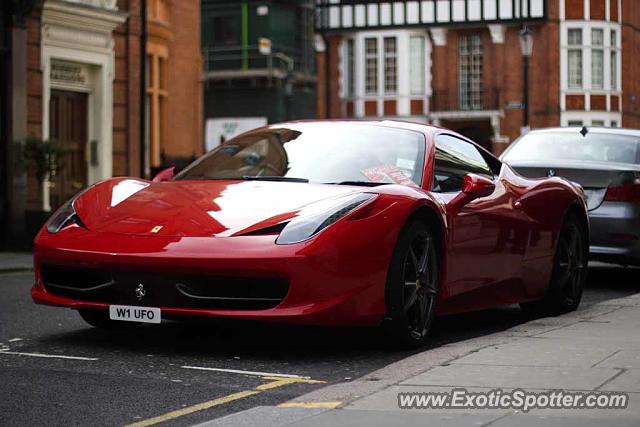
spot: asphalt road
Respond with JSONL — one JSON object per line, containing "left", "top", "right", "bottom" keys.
{"left": 0, "top": 264, "right": 638, "bottom": 427}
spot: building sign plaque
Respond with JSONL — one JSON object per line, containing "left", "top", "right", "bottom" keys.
{"left": 50, "top": 61, "right": 87, "bottom": 85}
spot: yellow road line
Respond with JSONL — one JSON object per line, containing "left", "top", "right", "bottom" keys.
{"left": 278, "top": 401, "right": 342, "bottom": 409}
{"left": 126, "top": 390, "right": 260, "bottom": 427}
{"left": 257, "top": 376, "right": 325, "bottom": 391}
{"left": 125, "top": 376, "right": 326, "bottom": 427}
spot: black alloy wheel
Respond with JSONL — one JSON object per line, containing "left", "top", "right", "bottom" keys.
{"left": 384, "top": 220, "right": 439, "bottom": 349}
{"left": 555, "top": 221, "right": 587, "bottom": 308}
{"left": 521, "top": 214, "right": 587, "bottom": 316}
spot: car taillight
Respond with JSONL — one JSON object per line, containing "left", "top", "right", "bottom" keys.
{"left": 604, "top": 183, "right": 640, "bottom": 202}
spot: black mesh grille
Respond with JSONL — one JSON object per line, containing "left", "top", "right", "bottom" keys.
{"left": 41, "top": 264, "right": 110, "bottom": 288}
{"left": 41, "top": 264, "right": 288, "bottom": 310}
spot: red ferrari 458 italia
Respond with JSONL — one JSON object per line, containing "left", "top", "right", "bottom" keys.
{"left": 32, "top": 121, "right": 589, "bottom": 347}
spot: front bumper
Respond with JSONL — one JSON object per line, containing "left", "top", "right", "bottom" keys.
{"left": 589, "top": 201, "right": 640, "bottom": 265}
{"left": 32, "top": 220, "right": 398, "bottom": 327}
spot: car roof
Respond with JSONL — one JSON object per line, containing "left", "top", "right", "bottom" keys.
{"left": 525, "top": 127, "right": 640, "bottom": 138}
{"left": 269, "top": 119, "right": 441, "bottom": 134}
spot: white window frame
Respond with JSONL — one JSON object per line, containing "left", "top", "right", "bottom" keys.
{"left": 610, "top": 28, "right": 619, "bottom": 91}
{"left": 345, "top": 38, "right": 355, "bottom": 97}
{"left": 560, "top": 19, "right": 622, "bottom": 126}
{"left": 567, "top": 28, "right": 583, "bottom": 89}
{"left": 383, "top": 36, "right": 398, "bottom": 94}
{"left": 562, "top": 112, "right": 622, "bottom": 128}
{"left": 458, "top": 33, "right": 483, "bottom": 111}
{"left": 591, "top": 28, "right": 604, "bottom": 89}
{"left": 364, "top": 37, "right": 378, "bottom": 95}
{"left": 561, "top": 21, "right": 621, "bottom": 93}
{"left": 409, "top": 35, "right": 426, "bottom": 95}
{"left": 340, "top": 29, "right": 431, "bottom": 118}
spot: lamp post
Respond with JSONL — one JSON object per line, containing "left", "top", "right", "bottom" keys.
{"left": 519, "top": 25, "right": 533, "bottom": 131}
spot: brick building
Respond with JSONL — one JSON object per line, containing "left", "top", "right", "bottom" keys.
{"left": 1, "top": 0, "right": 202, "bottom": 249}
{"left": 315, "top": 0, "right": 640, "bottom": 154}
{"left": 146, "top": 0, "right": 203, "bottom": 175}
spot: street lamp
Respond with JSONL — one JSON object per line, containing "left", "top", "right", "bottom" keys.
{"left": 519, "top": 25, "right": 533, "bottom": 131}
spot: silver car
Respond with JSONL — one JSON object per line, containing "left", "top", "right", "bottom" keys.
{"left": 502, "top": 127, "right": 640, "bottom": 266}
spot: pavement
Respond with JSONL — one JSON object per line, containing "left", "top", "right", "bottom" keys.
{"left": 0, "top": 252, "right": 33, "bottom": 272}
{"left": 201, "top": 286, "right": 640, "bottom": 426}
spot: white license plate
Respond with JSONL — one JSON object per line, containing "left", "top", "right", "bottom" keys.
{"left": 109, "top": 305, "right": 161, "bottom": 324}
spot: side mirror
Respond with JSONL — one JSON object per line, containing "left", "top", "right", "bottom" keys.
{"left": 462, "top": 173, "right": 495, "bottom": 198}
{"left": 448, "top": 174, "right": 495, "bottom": 213}
{"left": 152, "top": 166, "right": 175, "bottom": 183}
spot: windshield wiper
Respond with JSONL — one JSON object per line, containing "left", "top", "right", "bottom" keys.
{"left": 325, "top": 181, "right": 391, "bottom": 187}
{"left": 242, "top": 176, "right": 309, "bottom": 183}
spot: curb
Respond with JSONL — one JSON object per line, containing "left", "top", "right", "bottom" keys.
{"left": 0, "top": 268, "right": 34, "bottom": 274}
{"left": 0, "top": 253, "right": 34, "bottom": 274}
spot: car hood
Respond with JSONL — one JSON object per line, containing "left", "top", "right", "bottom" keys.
{"left": 74, "top": 178, "right": 363, "bottom": 237}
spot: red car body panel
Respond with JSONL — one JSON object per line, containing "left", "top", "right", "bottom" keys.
{"left": 31, "top": 121, "right": 588, "bottom": 326}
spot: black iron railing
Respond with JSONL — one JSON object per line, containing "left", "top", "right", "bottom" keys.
{"left": 431, "top": 87, "right": 501, "bottom": 112}
{"left": 203, "top": 44, "right": 315, "bottom": 75}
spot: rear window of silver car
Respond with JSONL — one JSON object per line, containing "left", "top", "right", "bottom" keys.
{"left": 503, "top": 132, "right": 640, "bottom": 165}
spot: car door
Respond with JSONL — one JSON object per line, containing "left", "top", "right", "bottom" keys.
{"left": 432, "top": 134, "right": 527, "bottom": 304}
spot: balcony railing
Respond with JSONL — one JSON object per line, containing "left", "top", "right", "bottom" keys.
{"left": 431, "top": 87, "right": 501, "bottom": 112}
{"left": 202, "top": 44, "right": 315, "bottom": 76}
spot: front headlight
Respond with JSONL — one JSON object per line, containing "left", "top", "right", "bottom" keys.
{"left": 276, "top": 193, "right": 377, "bottom": 245}
{"left": 47, "top": 198, "right": 84, "bottom": 233}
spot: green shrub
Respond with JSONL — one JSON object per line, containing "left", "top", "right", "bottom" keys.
{"left": 15, "top": 136, "right": 68, "bottom": 183}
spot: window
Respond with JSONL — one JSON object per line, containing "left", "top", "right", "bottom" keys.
{"left": 433, "top": 134, "right": 493, "bottom": 193}
{"left": 591, "top": 29, "right": 604, "bottom": 89}
{"left": 565, "top": 26, "right": 619, "bottom": 91}
{"left": 568, "top": 120, "right": 583, "bottom": 126}
{"left": 148, "top": 0, "right": 169, "bottom": 23}
{"left": 345, "top": 39, "right": 355, "bottom": 97}
{"left": 567, "top": 29, "right": 583, "bottom": 88}
{"left": 611, "top": 121, "right": 618, "bottom": 128}
{"left": 213, "top": 15, "right": 240, "bottom": 46}
{"left": 147, "top": 44, "right": 169, "bottom": 168}
{"left": 298, "top": 4, "right": 316, "bottom": 73}
{"left": 458, "top": 34, "right": 483, "bottom": 110}
{"left": 592, "top": 120, "right": 605, "bottom": 126}
{"left": 365, "top": 38, "right": 378, "bottom": 94}
{"left": 611, "top": 30, "right": 618, "bottom": 90}
{"left": 410, "top": 36, "right": 425, "bottom": 94}
{"left": 502, "top": 132, "right": 640, "bottom": 165}
{"left": 383, "top": 37, "right": 397, "bottom": 93}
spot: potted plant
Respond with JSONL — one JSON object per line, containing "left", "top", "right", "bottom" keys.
{"left": 14, "top": 136, "right": 68, "bottom": 243}
{"left": 18, "top": 136, "right": 67, "bottom": 184}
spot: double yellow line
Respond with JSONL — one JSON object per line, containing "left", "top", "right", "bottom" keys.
{"left": 126, "top": 376, "right": 326, "bottom": 427}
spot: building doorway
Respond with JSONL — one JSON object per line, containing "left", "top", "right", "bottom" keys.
{"left": 441, "top": 118, "right": 494, "bottom": 152}
{"left": 49, "top": 89, "right": 88, "bottom": 209}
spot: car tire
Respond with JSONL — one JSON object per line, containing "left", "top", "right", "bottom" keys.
{"left": 520, "top": 214, "right": 588, "bottom": 317}
{"left": 383, "top": 220, "right": 439, "bottom": 349}
{"left": 78, "top": 309, "right": 140, "bottom": 329}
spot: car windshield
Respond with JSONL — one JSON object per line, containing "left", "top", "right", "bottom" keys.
{"left": 503, "top": 131, "right": 640, "bottom": 165}
{"left": 176, "top": 123, "right": 426, "bottom": 186}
